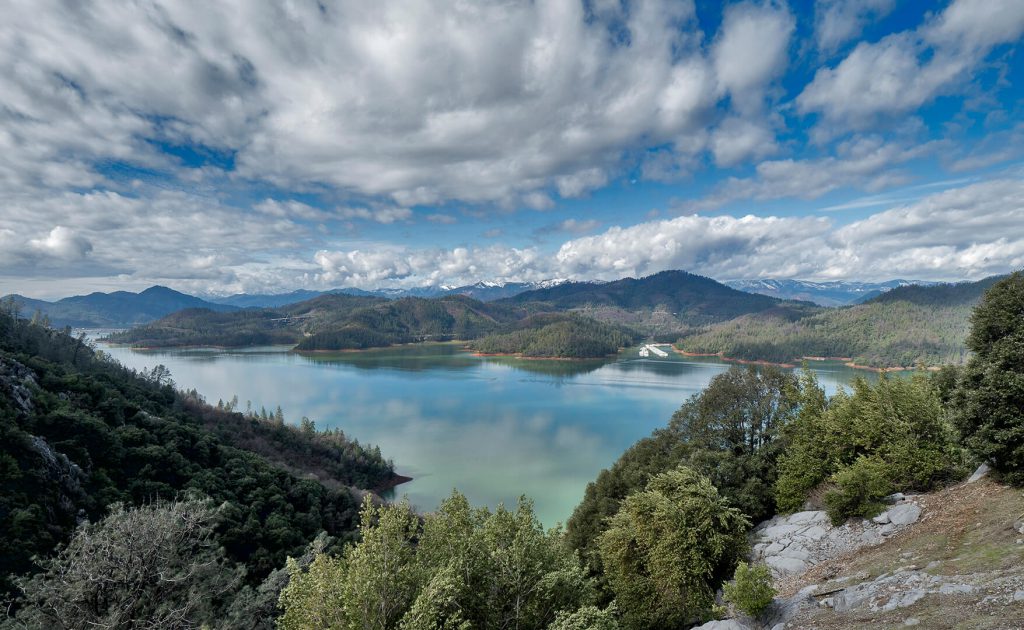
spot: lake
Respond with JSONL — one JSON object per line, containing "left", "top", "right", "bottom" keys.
{"left": 97, "top": 342, "right": 875, "bottom": 526}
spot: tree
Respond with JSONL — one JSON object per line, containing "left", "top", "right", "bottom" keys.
{"left": 277, "top": 491, "right": 594, "bottom": 630}
{"left": 10, "top": 500, "right": 238, "bottom": 630}
{"left": 954, "top": 271, "right": 1024, "bottom": 485}
{"left": 568, "top": 366, "right": 798, "bottom": 583}
{"left": 598, "top": 466, "right": 749, "bottom": 630}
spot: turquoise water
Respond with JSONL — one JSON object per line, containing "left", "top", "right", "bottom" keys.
{"left": 97, "top": 342, "right": 874, "bottom": 526}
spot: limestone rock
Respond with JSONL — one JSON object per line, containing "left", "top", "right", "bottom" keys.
{"left": 967, "top": 463, "right": 991, "bottom": 483}
{"left": 886, "top": 503, "right": 922, "bottom": 526}
{"left": 692, "top": 620, "right": 752, "bottom": 630}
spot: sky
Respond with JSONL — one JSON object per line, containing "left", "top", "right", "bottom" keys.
{"left": 1, "top": 0, "right": 1023, "bottom": 299}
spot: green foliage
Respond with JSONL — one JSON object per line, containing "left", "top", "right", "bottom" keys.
{"left": 470, "top": 314, "right": 638, "bottom": 358}
{"left": 723, "top": 562, "right": 776, "bottom": 619}
{"left": 773, "top": 370, "right": 831, "bottom": 513}
{"left": 775, "top": 372, "right": 965, "bottom": 517}
{"left": 547, "top": 604, "right": 619, "bottom": 630}
{"left": 107, "top": 294, "right": 524, "bottom": 351}
{"left": 823, "top": 456, "right": 893, "bottom": 523}
{"left": 277, "top": 491, "right": 594, "bottom": 630}
{"left": 953, "top": 272, "right": 1024, "bottom": 485}
{"left": 0, "top": 312, "right": 391, "bottom": 604}
{"left": 567, "top": 366, "right": 799, "bottom": 581}
{"left": 678, "top": 276, "right": 1004, "bottom": 367}
{"left": 597, "top": 466, "right": 749, "bottom": 630}
{"left": 9, "top": 500, "right": 238, "bottom": 629}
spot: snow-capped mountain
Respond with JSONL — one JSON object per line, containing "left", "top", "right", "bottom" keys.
{"left": 724, "top": 279, "right": 939, "bottom": 307}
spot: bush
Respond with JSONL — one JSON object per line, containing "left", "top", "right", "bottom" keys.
{"left": 11, "top": 500, "right": 238, "bottom": 629}
{"left": 598, "top": 466, "right": 749, "bottom": 630}
{"left": 823, "top": 456, "right": 893, "bottom": 523}
{"left": 723, "top": 562, "right": 775, "bottom": 619}
{"left": 953, "top": 272, "right": 1024, "bottom": 485}
{"left": 776, "top": 372, "right": 965, "bottom": 515}
{"left": 547, "top": 605, "right": 620, "bottom": 630}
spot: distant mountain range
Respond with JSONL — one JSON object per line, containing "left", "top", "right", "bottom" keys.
{"left": 208, "top": 280, "right": 570, "bottom": 308}
{"left": 723, "top": 278, "right": 939, "bottom": 307}
{"left": 105, "top": 270, "right": 788, "bottom": 355}
{"left": 2, "top": 286, "right": 237, "bottom": 328}
{"left": 2, "top": 274, "right": 958, "bottom": 334}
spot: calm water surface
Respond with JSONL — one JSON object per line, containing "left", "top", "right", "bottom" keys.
{"left": 97, "top": 342, "right": 875, "bottom": 526}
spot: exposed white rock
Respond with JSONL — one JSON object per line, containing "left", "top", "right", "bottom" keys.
{"left": 967, "top": 463, "right": 991, "bottom": 483}
{"left": 886, "top": 503, "right": 922, "bottom": 526}
{"left": 752, "top": 500, "right": 923, "bottom": 577}
{"left": 692, "top": 620, "right": 752, "bottom": 630}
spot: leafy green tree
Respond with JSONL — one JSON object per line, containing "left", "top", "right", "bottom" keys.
{"left": 953, "top": 271, "right": 1024, "bottom": 485}
{"left": 598, "top": 466, "right": 749, "bottom": 630}
{"left": 723, "top": 562, "right": 775, "bottom": 619}
{"left": 10, "top": 500, "right": 238, "bottom": 629}
{"left": 568, "top": 366, "right": 798, "bottom": 583}
{"left": 278, "top": 491, "right": 593, "bottom": 630}
{"left": 775, "top": 373, "right": 964, "bottom": 515}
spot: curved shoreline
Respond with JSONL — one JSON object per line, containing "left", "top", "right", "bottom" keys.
{"left": 674, "top": 348, "right": 929, "bottom": 372}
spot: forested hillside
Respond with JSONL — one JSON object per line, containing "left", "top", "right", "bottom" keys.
{"left": 469, "top": 313, "right": 639, "bottom": 358}
{"left": 0, "top": 303, "right": 396, "bottom": 609}
{"left": 500, "top": 270, "right": 784, "bottom": 336}
{"left": 678, "top": 276, "right": 1003, "bottom": 368}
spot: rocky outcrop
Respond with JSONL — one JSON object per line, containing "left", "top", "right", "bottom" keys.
{"left": 0, "top": 355, "right": 37, "bottom": 415}
{"left": 752, "top": 499, "right": 923, "bottom": 578}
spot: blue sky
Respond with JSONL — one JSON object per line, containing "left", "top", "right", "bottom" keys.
{"left": 1, "top": 0, "right": 1022, "bottom": 298}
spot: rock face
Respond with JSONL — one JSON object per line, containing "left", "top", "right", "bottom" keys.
{"left": 0, "top": 356, "right": 37, "bottom": 415}
{"left": 818, "top": 566, "right": 1020, "bottom": 614}
{"left": 752, "top": 500, "right": 923, "bottom": 577}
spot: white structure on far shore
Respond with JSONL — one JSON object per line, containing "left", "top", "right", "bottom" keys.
{"left": 639, "top": 344, "right": 668, "bottom": 358}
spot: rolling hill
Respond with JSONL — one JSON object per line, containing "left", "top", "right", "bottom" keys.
{"left": 2, "top": 286, "right": 237, "bottom": 328}
{"left": 499, "top": 270, "right": 786, "bottom": 338}
{"left": 678, "top": 275, "right": 1005, "bottom": 368}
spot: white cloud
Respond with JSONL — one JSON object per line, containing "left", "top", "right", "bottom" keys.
{"left": 799, "top": 0, "right": 1024, "bottom": 131}
{"left": 557, "top": 178, "right": 1024, "bottom": 282}
{"left": 0, "top": 0, "right": 729, "bottom": 206}
{"left": 814, "top": 0, "right": 895, "bottom": 54}
{"left": 712, "top": 1, "right": 795, "bottom": 114}
{"left": 689, "top": 135, "right": 935, "bottom": 210}
{"left": 710, "top": 117, "right": 778, "bottom": 167}
{"left": 28, "top": 226, "right": 93, "bottom": 260}
{"left": 335, "top": 206, "right": 413, "bottom": 224}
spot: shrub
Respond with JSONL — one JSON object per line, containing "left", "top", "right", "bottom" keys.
{"left": 598, "top": 466, "right": 749, "bottom": 630}
{"left": 823, "top": 456, "right": 893, "bottom": 523}
{"left": 723, "top": 562, "right": 776, "bottom": 619}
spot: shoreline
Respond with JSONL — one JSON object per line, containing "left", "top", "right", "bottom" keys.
{"left": 374, "top": 473, "right": 414, "bottom": 493}
{"left": 674, "top": 347, "right": 929, "bottom": 373}
{"left": 469, "top": 350, "right": 613, "bottom": 361}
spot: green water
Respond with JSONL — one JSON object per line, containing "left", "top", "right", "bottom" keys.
{"left": 98, "top": 342, "right": 874, "bottom": 526}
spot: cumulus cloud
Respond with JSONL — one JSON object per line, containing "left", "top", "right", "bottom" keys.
{"left": 0, "top": 0, "right": 727, "bottom": 206}
{"left": 712, "top": 1, "right": 795, "bottom": 114}
{"left": 799, "top": 0, "right": 1024, "bottom": 131}
{"left": 28, "top": 226, "right": 93, "bottom": 260}
{"left": 308, "top": 178, "right": 1024, "bottom": 288}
